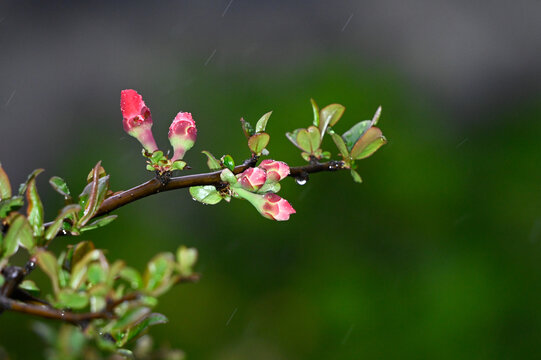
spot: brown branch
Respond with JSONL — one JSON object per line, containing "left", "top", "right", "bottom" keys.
{"left": 96, "top": 159, "right": 345, "bottom": 217}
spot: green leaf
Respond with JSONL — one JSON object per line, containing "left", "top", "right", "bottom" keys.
{"left": 330, "top": 131, "right": 349, "bottom": 158}
{"left": 171, "top": 160, "right": 186, "bottom": 171}
{"left": 146, "top": 164, "right": 155, "bottom": 172}
{"left": 0, "top": 163, "right": 11, "bottom": 201}
{"left": 350, "top": 127, "right": 387, "bottom": 160}
{"left": 221, "top": 155, "right": 235, "bottom": 171}
{"left": 201, "top": 151, "right": 221, "bottom": 171}
{"left": 177, "top": 246, "right": 198, "bottom": 276}
{"left": 350, "top": 170, "right": 363, "bottom": 183}
{"left": 3, "top": 214, "right": 34, "bottom": 258}
{"left": 285, "top": 128, "right": 302, "bottom": 149}
{"left": 257, "top": 182, "right": 281, "bottom": 194}
{"left": 45, "top": 204, "right": 82, "bottom": 241}
{"left": 20, "top": 279, "right": 40, "bottom": 295}
{"left": 296, "top": 126, "right": 321, "bottom": 154}
{"left": 255, "top": 111, "right": 272, "bottom": 133}
{"left": 124, "top": 313, "right": 168, "bottom": 345}
{"left": 18, "top": 168, "right": 44, "bottom": 196}
{"left": 26, "top": 177, "right": 44, "bottom": 237}
{"left": 240, "top": 117, "right": 254, "bottom": 138}
{"left": 248, "top": 133, "right": 270, "bottom": 155}
{"left": 220, "top": 169, "right": 237, "bottom": 184}
{"left": 78, "top": 162, "right": 109, "bottom": 227}
{"left": 342, "top": 120, "right": 372, "bottom": 151}
{"left": 189, "top": 186, "right": 223, "bottom": 205}
{"left": 372, "top": 106, "right": 382, "bottom": 125}
{"left": 86, "top": 164, "right": 107, "bottom": 183}
{"left": 49, "top": 176, "right": 71, "bottom": 199}
{"left": 37, "top": 250, "right": 59, "bottom": 294}
{"left": 151, "top": 151, "right": 164, "bottom": 162}
{"left": 120, "top": 267, "right": 143, "bottom": 290}
{"left": 57, "top": 290, "right": 89, "bottom": 310}
{"left": 144, "top": 253, "right": 175, "bottom": 295}
{"left": 319, "top": 104, "right": 345, "bottom": 139}
{"left": 70, "top": 249, "right": 103, "bottom": 289}
{"left": 67, "top": 241, "right": 95, "bottom": 272}
{"left": 80, "top": 215, "right": 117, "bottom": 232}
{"left": 0, "top": 196, "right": 24, "bottom": 218}
{"left": 310, "top": 98, "right": 320, "bottom": 127}
{"left": 87, "top": 263, "right": 107, "bottom": 285}
{"left": 0, "top": 274, "right": 4, "bottom": 287}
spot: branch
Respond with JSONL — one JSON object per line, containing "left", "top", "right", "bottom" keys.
{"left": 96, "top": 160, "right": 345, "bottom": 217}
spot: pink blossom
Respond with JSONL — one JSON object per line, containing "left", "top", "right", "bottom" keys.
{"left": 237, "top": 167, "right": 267, "bottom": 191}
{"left": 258, "top": 159, "right": 290, "bottom": 182}
{"left": 259, "top": 193, "right": 296, "bottom": 221}
{"left": 120, "top": 89, "right": 158, "bottom": 152}
{"left": 169, "top": 112, "right": 197, "bottom": 161}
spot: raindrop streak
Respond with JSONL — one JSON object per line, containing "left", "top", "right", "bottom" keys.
{"left": 5, "top": 90, "right": 16, "bottom": 107}
{"left": 222, "top": 0, "right": 234, "bottom": 17}
{"left": 226, "top": 307, "right": 238, "bottom": 326}
{"left": 204, "top": 49, "right": 217, "bottom": 66}
{"left": 341, "top": 324, "right": 355, "bottom": 345}
{"left": 295, "top": 178, "right": 307, "bottom": 186}
{"left": 456, "top": 138, "right": 469, "bottom": 149}
{"left": 341, "top": 13, "right": 354, "bottom": 32}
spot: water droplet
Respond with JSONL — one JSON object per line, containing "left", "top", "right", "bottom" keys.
{"left": 295, "top": 178, "right": 307, "bottom": 186}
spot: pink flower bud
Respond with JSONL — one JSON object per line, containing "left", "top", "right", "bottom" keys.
{"left": 258, "top": 160, "right": 290, "bottom": 182}
{"left": 237, "top": 167, "right": 267, "bottom": 191}
{"left": 169, "top": 112, "right": 197, "bottom": 161}
{"left": 120, "top": 89, "right": 158, "bottom": 152}
{"left": 235, "top": 188, "right": 296, "bottom": 221}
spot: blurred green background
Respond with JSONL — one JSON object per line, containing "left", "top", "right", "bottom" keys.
{"left": 1, "top": 1, "right": 541, "bottom": 359}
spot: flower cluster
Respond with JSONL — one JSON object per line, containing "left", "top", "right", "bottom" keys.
{"left": 120, "top": 89, "right": 197, "bottom": 171}
{"left": 225, "top": 160, "right": 296, "bottom": 221}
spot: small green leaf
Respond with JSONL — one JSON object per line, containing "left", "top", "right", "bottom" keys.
{"left": 3, "top": 214, "right": 34, "bottom": 257}
{"left": 285, "top": 128, "right": 302, "bottom": 149}
{"left": 255, "top": 111, "right": 272, "bottom": 133}
{"left": 319, "top": 104, "right": 345, "bottom": 139}
{"left": 44, "top": 204, "right": 81, "bottom": 242}
{"left": 57, "top": 290, "right": 89, "bottom": 310}
{"left": 78, "top": 162, "right": 109, "bottom": 227}
{"left": 296, "top": 126, "right": 321, "bottom": 154}
{"left": 247, "top": 133, "right": 270, "bottom": 155}
{"left": 220, "top": 169, "right": 237, "bottom": 184}
{"left": 85, "top": 164, "right": 107, "bottom": 183}
{"left": 171, "top": 160, "right": 186, "bottom": 171}
{"left": 70, "top": 249, "right": 103, "bottom": 289}
{"left": 87, "top": 263, "right": 107, "bottom": 285}
{"left": 49, "top": 176, "right": 71, "bottom": 199}
{"left": 37, "top": 250, "right": 59, "bottom": 294}
{"left": 151, "top": 151, "right": 164, "bottom": 162}
{"left": 80, "top": 215, "right": 117, "bottom": 232}
{"left": 146, "top": 164, "right": 155, "bottom": 171}
{"left": 0, "top": 274, "right": 4, "bottom": 287}
{"left": 330, "top": 131, "right": 349, "bottom": 158}
{"left": 20, "top": 279, "right": 40, "bottom": 295}
{"left": 189, "top": 186, "right": 223, "bottom": 205}
{"left": 143, "top": 253, "right": 175, "bottom": 296}
{"left": 350, "top": 127, "right": 387, "bottom": 160}
{"left": 0, "top": 196, "right": 24, "bottom": 218}
{"left": 124, "top": 313, "right": 168, "bottom": 345}
{"left": 18, "top": 168, "right": 44, "bottom": 196}
{"left": 0, "top": 163, "right": 12, "bottom": 201}
{"left": 257, "top": 182, "right": 281, "bottom": 194}
{"left": 350, "top": 170, "right": 363, "bottom": 183}
{"left": 240, "top": 117, "right": 254, "bottom": 138}
{"left": 26, "top": 177, "right": 44, "bottom": 237}
{"left": 120, "top": 267, "right": 143, "bottom": 289}
{"left": 310, "top": 98, "right": 320, "bottom": 127}
{"left": 202, "top": 151, "right": 222, "bottom": 171}
{"left": 177, "top": 246, "right": 198, "bottom": 276}
{"left": 342, "top": 120, "right": 372, "bottom": 151}
{"left": 372, "top": 106, "right": 382, "bottom": 125}
{"left": 221, "top": 155, "right": 235, "bottom": 171}
{"left": 68, "top": 241, "right": 95, "bottom": 271}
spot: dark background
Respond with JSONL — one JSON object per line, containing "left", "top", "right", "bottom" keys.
{"left": 1, "top": 1, "right": 541, "bottom": 359}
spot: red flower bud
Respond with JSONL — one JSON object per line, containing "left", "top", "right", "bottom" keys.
{"left": 234, "top": 188, "right": 296, "bottom": 221}
{"left": 237, "top": 167, "right": 267, "bottom": 191}
{"left": 169, "top": 112, "right": 197, "bottom": 161}
{"left": 258, "top": 159, "right": 290, "bottom": 182}
{"left": 120, "top": 89, "right": 158, "bottom": 152}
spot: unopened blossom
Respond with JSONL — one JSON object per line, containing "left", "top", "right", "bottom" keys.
{"left": 237, "top": 167, "right": 267, "bottom": 191}
{"left": 234, "top": 188, "right": 296, "bottom": 221}
{"left": 169, "top": 112, "right": 197, "bottom": 161}
{"left": 258, "top": 160, "right": 290, "bottom": 182}
{"left": 120, "top": 89, "right": 158, "bottom": 152}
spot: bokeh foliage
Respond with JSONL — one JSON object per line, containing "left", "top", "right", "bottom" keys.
{"left": 1, "top": 60, "right": 540, "bottom": 359}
